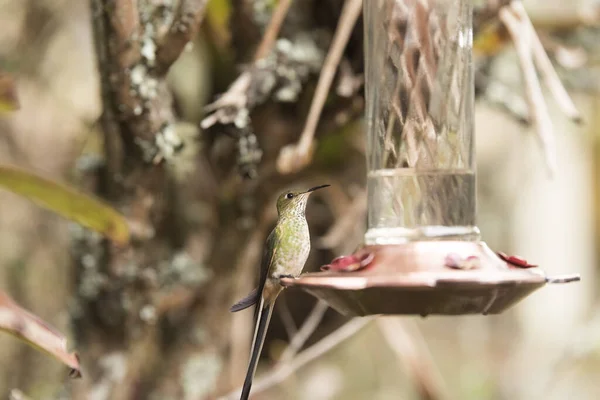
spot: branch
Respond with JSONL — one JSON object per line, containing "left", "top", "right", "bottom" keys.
{"left": 377, "top": 318, "right": 448, "bottom": 400}
{"left": 219, "top": 317, "right": 374, "bottom": 400}
{"left": 253, "top": 0, "right": 293, "bottom": 61}
{"left": 201, "top": 0, "right": 312, "bottom": 128}
{"left": 156, "top": 0, "right": 209, "bottom": 75}
{"left": 201, "top": 22, "right": 325, "bottom": 130}
{"left": 500, "top": 5, "right": 557, "bottom": 177}
{"left": 509, "top": 1, "right": 582, "bottom": 123}
{"left": 106, "top": 0, "right": 142, "bottom": 68}
{"left": 0, "top": 291, "right": 81, "bottom": 378}
{"left": 92, "top": 0, "right": 183, "bottom": 160}
{"left": 277, "top": 296, "right": 298, "bottom": 339}
{"left": 277, "top": 300, "right": 330, "bottom": 365}
{"left": 276, "top": 0, "right": 363, "bottom": 175}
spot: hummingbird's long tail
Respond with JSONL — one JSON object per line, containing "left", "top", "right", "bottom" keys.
{"left": 240, "top": 298, "right": 273, "bottom": 400}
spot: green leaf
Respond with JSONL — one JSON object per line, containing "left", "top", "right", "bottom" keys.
{"left": 0, "top": 291, "right": 81, "bottom": 378}
{"left": 206, "top": 0, "right": 231, "bottom": 33}
{"left": 0, "top": 164, "right": 129, "bottom": 245}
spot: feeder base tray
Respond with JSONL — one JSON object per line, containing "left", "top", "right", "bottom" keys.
{"left": 280, "top": 241, "right": 579, "bottom": 317}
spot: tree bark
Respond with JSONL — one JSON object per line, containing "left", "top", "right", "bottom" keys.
{"left": 76, "top": 0, "right": 355, "bottom": 398}
{"left": 73, "top": 1, "right": 227, "bottom": 399}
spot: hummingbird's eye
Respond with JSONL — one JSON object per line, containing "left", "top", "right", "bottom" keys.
{"left": 286, "top": 193, "right": 294, "bottom": 199}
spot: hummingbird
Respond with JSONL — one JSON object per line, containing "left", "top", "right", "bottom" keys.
{"left": 230, "top": 184, "right": 330, "bottom": 400}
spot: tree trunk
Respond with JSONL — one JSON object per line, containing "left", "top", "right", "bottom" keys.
{"left": 73, "top": 0, "right": 358, "bottom": 398}
{"left": 73, "top": 1, "right": 232, "bottom": 399}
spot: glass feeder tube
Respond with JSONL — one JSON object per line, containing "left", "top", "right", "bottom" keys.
{"left": 364, "top": 0, "right": 480, "bottom": 245}
{"left": 278, "top": 0, "right": 581, "bottom": 317}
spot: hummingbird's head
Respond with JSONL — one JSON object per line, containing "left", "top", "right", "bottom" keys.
{"left": 276, "top": 184, "right": 330, "bottom": 217}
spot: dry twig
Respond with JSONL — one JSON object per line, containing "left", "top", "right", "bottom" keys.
{"left": 276, "top": 0, "right": 363, "bottom": 174}
{"left": 0, "top": 291, "right": 81, "bottom": 378}
{"left": 378, "top": 318, "right": 448, "bottom": 400}
{"left": 201, "top": 0, "right": 294, "bottom": 127}
{"left": 201, "top": 0, "right": 315, "bottom": 130}
{"left": 489, "top": 0, "right": 585, "bottom": 176}
{"left": 277, "top": 300, "right": 330, "bottom": 365}
{"left": 220, "top": 317, "right": 374, "bottom": 400}
{"left": 510, "top": 1, "right": 581, "bottom": 123}
{"left": 277, "top": 296, "right": 299, "bottom": 339}
{"left": 500, "top": 5, "right": 557, "bottom": 176}
{"left": 253, "top": 0, "right": 294, "bottom": 61}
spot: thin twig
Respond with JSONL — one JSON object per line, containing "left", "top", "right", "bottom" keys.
{"left": 500, "top": 5, "right": 557, "bottom": 177}
{"left": 277, "top": 300, "right": 330, "bottom": 364}
{"left": 510, "top": 1, "right": 582, "bottom": 123}
{"left": 537, "top": 33, "right": 587, "bottom": 70}
{"left": 377, "top": 318, "right": 448, "bottom": 400}
{"left": 253, "top": 0, "right": 294, "bottom": 61}
{"left": 277, "top": 296, "right": 298, "bottom": 339}
{"left": 276, "top": 0, "right": 363, "bottom": 174}
{"left": 200, "top": 72, "right": 252, "bottom": 128}
{"left": 219, "top": 317, "right": 374, "bottom": 400}
{"left": 201, "top": 0, "right": 301, "bottom": 129}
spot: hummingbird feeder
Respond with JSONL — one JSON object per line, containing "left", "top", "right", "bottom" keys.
{"left": 281, "top": 0, "right": 580, "bottom": 316}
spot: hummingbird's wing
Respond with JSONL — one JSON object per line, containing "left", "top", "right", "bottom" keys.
{"left": 258, "top": 228, "right": 279, "bottom": 296}
{"left": 230, "top": 227, "right": 279, "bottom": 313}
{"left": 239, "top": 228, "right": 280, "bottom": 399}
{"left": 230, "top": 288, "right": 258, "bottom": 312}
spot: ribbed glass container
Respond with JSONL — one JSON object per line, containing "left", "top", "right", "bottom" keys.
{"left": 364, "top": 0, "right": 480, "bottom": 245}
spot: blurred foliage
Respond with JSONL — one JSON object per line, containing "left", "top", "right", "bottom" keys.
{"left": 0, "top": 165, "right": 129, "bottom": 245}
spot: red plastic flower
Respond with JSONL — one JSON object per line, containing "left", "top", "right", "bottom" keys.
{"left": 497, "top": 252, "right": 538, "bottom": 268}
{"left": 444, "top": 253, "right": 480, "bottom": 270}
{"left": 321, "top": 252, "right": 375, "bottom": 272}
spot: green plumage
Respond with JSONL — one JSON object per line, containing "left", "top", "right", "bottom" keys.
{"left": 230, "top": 184, "right": 329, "bottom": 400}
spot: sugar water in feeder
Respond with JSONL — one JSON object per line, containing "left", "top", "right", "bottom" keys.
{"left": 364, "top": 0, "right": 479, "bottom": 245}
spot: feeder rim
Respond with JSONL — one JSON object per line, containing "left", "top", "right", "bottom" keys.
{"left": 279, "top": 269, "right": 555, "bottom": 291}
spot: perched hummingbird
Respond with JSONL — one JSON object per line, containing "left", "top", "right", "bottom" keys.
{"left": 230, "top": 184, "right": 330, "bottom": 400}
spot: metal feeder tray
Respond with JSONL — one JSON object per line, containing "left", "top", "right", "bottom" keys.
{"left": 280, "top": 241, "right": 580, "bottom": 317}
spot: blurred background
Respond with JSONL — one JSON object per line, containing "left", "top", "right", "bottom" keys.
{"left": 0, "top": 0, "right": 598, "bottom": 399}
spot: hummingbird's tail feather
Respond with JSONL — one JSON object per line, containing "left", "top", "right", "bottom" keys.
{"left": 230, "top": 288, "right": 259, "bottom": 312}
{"left": 240, "top": 298, "right": 273, "bottom": 400}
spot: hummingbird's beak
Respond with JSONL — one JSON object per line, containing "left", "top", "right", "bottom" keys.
{"left": 304, "top": 184, "right": 330, "bottom": 194}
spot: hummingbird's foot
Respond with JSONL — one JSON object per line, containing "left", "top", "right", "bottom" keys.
{"left": 278, "top": 274, "right": 296, "bottom": 288}
{"left": 278, "top": 274, "right": 296, "bottom": 280}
